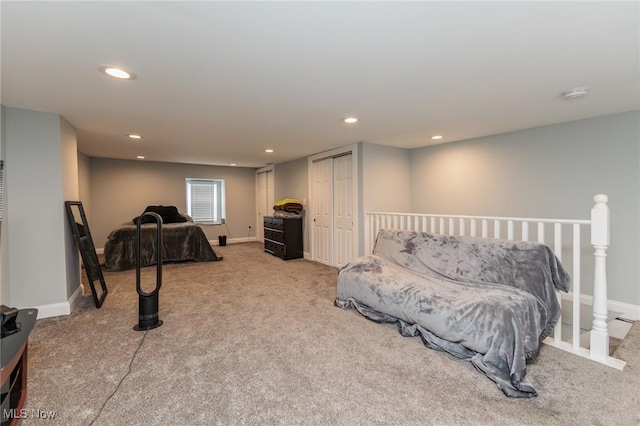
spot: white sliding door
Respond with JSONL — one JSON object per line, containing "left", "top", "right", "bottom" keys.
{"left": 333, "top": 154, "right": 354, "bottom": 268}
{"left": 312, "top": 158, "right": 332, "bottom": 265}
{"left": 256, "top": 168, "right": 274, "bottom": 242}
{"left": 310, "top": 151, "right": 356, "bottom": 267}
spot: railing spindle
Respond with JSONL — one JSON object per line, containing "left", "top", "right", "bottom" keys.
{"left": 363, "top": 194, "right": 623, "bottom": 370}
{"left": 553, "top": 223, "right": 563, "bottom": 344}
{"left": 537, "top": 222, "right": 545, "bottom": 244}
{"left": 572, "top": 224, "right": 581, "bottom": 350}
{"left": 507, "top": 220, "right": 514, "bottom": 240}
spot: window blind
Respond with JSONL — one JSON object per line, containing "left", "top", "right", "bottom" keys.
{"left": 185, "top": 178, "right": 225, "bottom": 224}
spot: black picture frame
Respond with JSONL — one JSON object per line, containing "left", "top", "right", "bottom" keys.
{"left": 64, "top": 201, "right": 108, "bottom": 308}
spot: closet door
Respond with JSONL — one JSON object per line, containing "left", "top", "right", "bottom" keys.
{"left": 312, "top": 158, "right": 332, "bottom": 265}
{"left": 256, "top": 169, "right": 274, "bottom": 242}
{"left": 266, "top": 171, "right": 274, "bottom": 219}
{"left": 333, "top": 154, "right": 353, "bottom": 268}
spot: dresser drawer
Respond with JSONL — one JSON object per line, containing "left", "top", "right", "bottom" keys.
{"left": 263, "top": 216, "right": 302, "bottom": 260}
{"left": 264, "top": 240, "right": 285, "bottom": 258}
{"left": 269, "top": 217, "right": 284, "bottom": 231}
{"left": 264, "top": 228, "right": 284, "bottom": 243}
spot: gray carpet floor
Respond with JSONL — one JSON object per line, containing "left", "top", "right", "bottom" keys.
{"left": 23, "top": 242, "right": 640, "bottom": 425}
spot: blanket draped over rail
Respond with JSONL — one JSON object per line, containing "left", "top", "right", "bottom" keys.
{"left": 104, "top": 222, "right": 220, "bottom": 271}
{"left": 335, "top": 229, "right": 570, "bottom": 398}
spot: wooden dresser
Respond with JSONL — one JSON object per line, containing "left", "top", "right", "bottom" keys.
{"left": 263, "top": 216, "right": 303, "bottom": 260}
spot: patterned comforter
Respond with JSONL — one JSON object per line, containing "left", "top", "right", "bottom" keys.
{"left": 335, "top": 229, "right": 570, "bottom": 398}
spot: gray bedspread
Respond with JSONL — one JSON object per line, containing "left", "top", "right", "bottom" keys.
{"left": 335, "top": 229, "right": 570, "bottom": 398}
{"left": 104, "top": 221, "right": 221, "bottom": 271}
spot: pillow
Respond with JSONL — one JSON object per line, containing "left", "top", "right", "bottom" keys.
{"left": 132, "top": 205, "right": 188, "bottom": 224}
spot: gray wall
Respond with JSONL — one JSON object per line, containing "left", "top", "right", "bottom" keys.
{"left": 0, "top": 106, "right": 7, "bottom": 304}
{"left": 274, "top": 157, "right": 309, "bottom": 252}
{"left": 410, "top": 111, "right": 640, "bottom": 305}
{"left": 2, "top": 107, "right": 80, "bottom": 309}
{"left": 78, "top": 152, "right": 92, "bottom": 221}
{"left": 361, "top": 142, "right": 411, "bottom": 256}
{"left": 275, "top": 143, "right": 412, "bottom": 257}
{"left": 60, "top": 116, "right": 80, "bottom": 299}
{"left": 362, "top": 143, "right": 411, "bottom": 213}
{"left": 90, "top": 158, "right": 257, "bottom": 248}
{"left": 274, "top": 157, "right": 308, "bottom": 203}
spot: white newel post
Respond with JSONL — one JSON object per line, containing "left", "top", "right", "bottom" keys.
{"left": 590, "top": 194, "right": 610, "bottom": 362}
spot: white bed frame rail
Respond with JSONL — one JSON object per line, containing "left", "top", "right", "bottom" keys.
{"left": 365, "top": 194, "right": 625, "bottom": 370}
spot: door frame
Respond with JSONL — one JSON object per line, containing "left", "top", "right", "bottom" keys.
{"left": 255, "top": 165, "right": 275, "bottom": 242}
{"left": 307, "top": 143, "right": 360, "bottom": 266}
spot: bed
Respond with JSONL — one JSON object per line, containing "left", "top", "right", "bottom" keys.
{"left": 336, "top": 229, "right": 569, "bottom": 398}
{"left": 103, "top": 206, "right": 221, "bottom": 271}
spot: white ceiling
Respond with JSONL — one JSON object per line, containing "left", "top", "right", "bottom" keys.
{"left": 2, "top": 2, "right": 638, "bottom": 168}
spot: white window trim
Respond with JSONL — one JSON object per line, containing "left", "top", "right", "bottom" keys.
{"left": 185, "top": 178, "right": 226, "bottom": 225}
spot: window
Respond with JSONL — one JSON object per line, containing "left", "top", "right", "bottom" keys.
{"left": 185, "top": 178, "right": 225, "bottom": 224}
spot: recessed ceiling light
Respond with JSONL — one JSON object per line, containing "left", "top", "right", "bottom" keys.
{"left": 265, "top": 149, "right": 274, "bottom": 153}
{"left": 562, "top": 87, "right": 589, "bottom": 100}
{"left": 230, "top": 163, "right": 237, "bottom": 166}
{"left": 136, "top": 156, "right": 145, "bottom": 159}
{"left": 431, "top": 135, "right": 443, "bottom": 140}
{"left": 98, "top": 65, "right": 137, "bottom": 80}
{"left": 128, "top": 134, "right": 142, "bottom": 139}
{"left": 343, "top": 117, "right": 358, "bottom": 124}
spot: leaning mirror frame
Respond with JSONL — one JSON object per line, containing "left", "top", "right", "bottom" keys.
{"left": 64, "top": 201, "right": 108, "bottom": 308}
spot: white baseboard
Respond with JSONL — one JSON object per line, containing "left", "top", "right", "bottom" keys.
{"left": 304, "top": 251, "right": 311, "bottom": 260}
{"left": 31, "top": 285, "right": 84, "bottom": 319}
{"left": 608, "top": 300, "right": 640, "bottom": 321}
{"left": 33, "top": 301, "right": 70, "bottom": 319}
{"left": 561, "top": 292, "right": 640, "bottom": 321}
{"left": 68, "top": 285, "right": 83, "bottom": 310}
